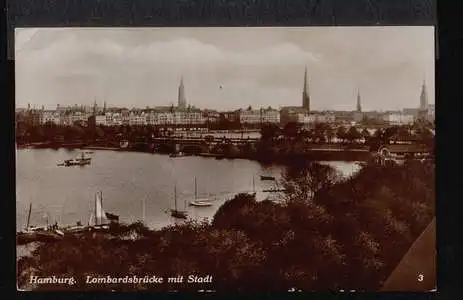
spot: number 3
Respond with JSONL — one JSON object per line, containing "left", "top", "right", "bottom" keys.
{"left": 418, "top": 274, "right": 424, "bottom": 282}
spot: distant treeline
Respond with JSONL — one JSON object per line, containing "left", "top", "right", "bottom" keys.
{"left": 16, "top": 120, "right": 434, "bottom": 148}
{"left": 18, "top": 160, "right": 435, "bottom": 291}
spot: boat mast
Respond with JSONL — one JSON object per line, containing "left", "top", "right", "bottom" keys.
{"left": 174, "top": 184, "right": 177, "bottom": 211}
{"left": 94, "top": 192, "right": 98, "bottom": 226}
{"left": 100, "top": 191, "right": 103, "bottom": 224}
{"left": 252, "top": 175, "right": 255, "bottom": 193}
{"left": 194, "top": 177, "right": 197, "bottom": 200}
{"left": 25, "top": 202, "right": 32, "bottom": 230}
{"left": 142, "top": 196, "right": 146, "bottom": 223}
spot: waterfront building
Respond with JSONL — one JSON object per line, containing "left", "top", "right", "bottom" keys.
{"left": 239, "top": 107, "right": 280, "bottom": 125}
{"left": 172, "top": 111, "right": 205, "bottom": 125}
{"left": 427, "top": 104, "right": 435, "bottom": 123}
{"left": 41, "top": 110, "right": 61, "bottom": 125}
{"left": 95, "top": 115, "right": 107, "bottom": 126}
{"left": 383, "top": 113, "right": 415, "bottom": 125}
{"left": 110, "top": 112, "right": 123, "bottom": 126}
{"left": 129, "top": 112, "right": 147, "bottom": 126}
{"left": 154, "top": 112, "right": 175, "bottom": 125}
{"left": 223, "top": 110, "right": 240, "bottom": 123}
{"left": 334, "top": 111, "right": 355, "bottom": 124}
{"left": 403, "top": 108, "right": 420, "bottom": 118}
{"left": 69, "top": 111, "right": 90, "bottom": 125}
{"left": 121, "top": 111, "right": 131, "bottom": 125}
{"left": 20, "top": 106, "right": 43, "bottom": 126}
{"left": 295, "top": 113, "right": 336, "bottom": 124}
{"left": 261, "top": 108, "right": 280, "bottom": 124}
{"left": 280, "top": 106, "right": 307, "bottom": 124}
{"left": 203, "top": 110, "right": 220, "bottom": 125}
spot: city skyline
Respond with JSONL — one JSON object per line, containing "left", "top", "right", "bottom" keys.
{"left": 16, "top": 27, "right": 435, "bottom": 111}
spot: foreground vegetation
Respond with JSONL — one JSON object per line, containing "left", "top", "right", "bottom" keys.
{"left": 17, "top": 160, "right": 434, "bottom": 291}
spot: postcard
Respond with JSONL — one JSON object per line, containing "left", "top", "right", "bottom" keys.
{"left": 15, "top": 26, "right": 435, "bottom": 292}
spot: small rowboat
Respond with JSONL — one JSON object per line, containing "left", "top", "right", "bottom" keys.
{"left": 189, "top": 200, "right": 213, "bottom": 207}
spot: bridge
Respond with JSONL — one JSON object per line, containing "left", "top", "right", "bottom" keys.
{"left": 152, "top": 137, "right": 372, "bottom": 150}
{"left": 153, "top": 137, "right": 260, "bottom": 144}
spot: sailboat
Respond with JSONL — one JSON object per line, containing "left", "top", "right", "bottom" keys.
{"left": 189, "top": 177, "right": 213, "bottom": 207}
{"left": 17, "top": 203, "right": 63, "bottom": 244}
{"left": 88, "top": 191, "right": 119, "bottom": 230}
{"left": 170, "top": 184, "right": 188, "bottom": 219}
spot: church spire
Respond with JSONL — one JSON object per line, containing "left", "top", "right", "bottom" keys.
{"left": 356, "top": 89, "right": 362, "bottom": 112}
{"left": 178, "top": 75, "right": 186, "bottom": 109}
{"left": 420, "top": 79, "right": 428, "bottom": 110}
{"left": 302, "top": 65, "right": 310, "bottom": 111}
{"left": 93, "top": 98, "right": 97, "bottom": 116}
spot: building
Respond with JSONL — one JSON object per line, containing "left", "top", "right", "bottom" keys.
{"left": 41, "top": 110, "right": 61, "bottom": 125}
{"left": 223, "top": 111, "right": 240, "bottom": 123}
{"left": 153, "top": 112, "right": 174, "bottom": 125}
{"left": 178, "top": 76, "right": 187, "bottom": 109}
{"left": 203, "top": 110, "right": 220, "bottom": 125}
{"left": 334, "top": 111, "right": 355, "bottom": 124}
{"left": 295, "top": 113, "right": 336, "bottom": 124}
{"left": 280, "top": 106, "right": 307, "bottom": 124}
{"left": 403, "top": 108, "right": 420, "bottom": 118}
{"left": 129, "top": 112, "right": 147, "bottom": 126}
{"left": 383, "top": 113, "right": 415, "bottom": 125}
{"left": 68, "top": 111, "right": 90, "bottom": 125}
{"left": 427, "top": 104, "right": 435, "bottom": 122}
{"left": 172, "top": 111, "right": 205, "bottom": 125}
{"left": 260, "top": 108, "right": 280, "bottom": 124}
{"left": 95, "top": 115, "right": 107, "bottom": 126}
{"left": 239, "top": 107, "right": 280, "bottom": 125}
{"left": 110, "top": 112, "right": 123, "bottom": 126}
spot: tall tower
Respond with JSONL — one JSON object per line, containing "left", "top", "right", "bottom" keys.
{"left": 302, "top": 66, "right": 310, "bottom": 111}
{"left": 420, "top": 80, "right": 428, "bottom": 110}
{"left": 178, "top": 76, "right": 187, "bottom": 109}
{"left": 356, "top": 89, "right": 362, "bottom": 112}
{"left": 103, "top": 100, "right": 107, "bottom": 114}
{"left": 419, "top": 80, "right": 429, "bottom": 120}
{"left": 93, "top": 99, "right": 97, "bottom": 116}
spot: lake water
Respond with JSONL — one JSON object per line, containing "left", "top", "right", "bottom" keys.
{"left": 16, "top": 149, "right": 361, "bottom": 231}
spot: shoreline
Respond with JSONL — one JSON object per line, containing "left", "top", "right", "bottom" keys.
{"left": 17, "top": 143, "right": 373, "bottom": 162}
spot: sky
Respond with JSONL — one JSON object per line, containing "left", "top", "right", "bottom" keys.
{"left": 15, "top": 27, "right": 435, "bottom": 111}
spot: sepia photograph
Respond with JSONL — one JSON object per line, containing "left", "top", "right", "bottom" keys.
{"left": 15, "top": 26, "right": 435, "bottom": 291}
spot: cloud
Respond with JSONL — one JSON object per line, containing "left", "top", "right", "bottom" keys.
{"left": 15, "top": 27, "right": 434, "bottom": 111}
{"left": 20, "top": 35, "right": 319, "bottom": 69}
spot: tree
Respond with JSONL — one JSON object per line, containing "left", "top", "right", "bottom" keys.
{"left": 260, "top": 124, "right": 280, "bottom": 143}
{"left": 282, "top": 122, "right": 300, "bottom": 140}
{"left": 326, "top": 128, "right": 335, "bottom": 143}
{"left": 335, "top": 126, "right": 347, "bottom": 143}
{"left": 281, "top": 162, "right": 341, "bottom": 203}
{"left": 346, "top": 126, "right": 361, "bottom": 143}
{"left": 361, "top": 128, "right": 371, "bottom": 140}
